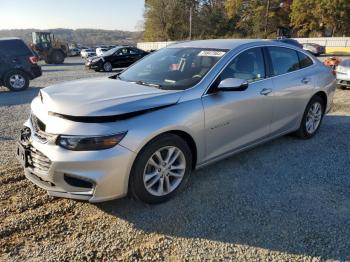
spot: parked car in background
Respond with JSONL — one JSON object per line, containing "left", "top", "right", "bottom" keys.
{"left": 303, "top": 43, "right": 325, "bottom": 56}
{"left": 335, "top": 59, "right": 350, "bottom": 89}
{"left": 86, "top": 46, "right": 148, "bottom": 72}
{"left": 17, "top": 39, "right": 336, "bottom": 203}
{"left": 274, "top": 38, "right": 303, "bottom": 48}
{"left": 0, "top": 37, "right": 42, "bottom": 91}
{"left": 68, "top": 48, "right": 81, "bottom": 57}
{"left": 96, "top": 47, "right": 109, "bottom": 57}
{"left": 80, "top": 48, "right": 96, "bottom": 59}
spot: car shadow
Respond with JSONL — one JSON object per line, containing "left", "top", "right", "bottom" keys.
{"left": 41, "top": 69, "right": 66, "bottom": 73}
{"left": 97, "top": 115, "right": 350, "bottom": 260}
{"left": 41, "top": 62, "right": 84, "bottom": 67}
{"left": 0, "top": 87, "right": 41, "bottom": 107}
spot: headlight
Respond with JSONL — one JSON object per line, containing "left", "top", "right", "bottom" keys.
{"left": 56, "top": 132, "right": 127, "bottom": 151}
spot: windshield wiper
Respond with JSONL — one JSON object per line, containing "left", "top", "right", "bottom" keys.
{"left": 135, "top": 80, "right": 162, "bottom": 88}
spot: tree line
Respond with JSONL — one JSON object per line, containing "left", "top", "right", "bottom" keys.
{"left": 143, "top": 0, "right": 350, "bottom": 41}
{"left": 0, "top": 29, "right": 141, "bottom": 46}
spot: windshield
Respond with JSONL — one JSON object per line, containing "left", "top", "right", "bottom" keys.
{"left": 119, "top": 47, "right": 227, "bottom": 90}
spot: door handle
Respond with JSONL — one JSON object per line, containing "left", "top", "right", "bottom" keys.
{"left": 301, "top": 77, "right": 311, "bottom": 84}
{"left": 260, "top": 88, "right": 272, "bottom": 96}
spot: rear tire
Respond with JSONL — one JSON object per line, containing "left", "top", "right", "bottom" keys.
{"left": 339, "top": 85, "right": 347, "bottom": 90}
{"left": 129, "top": 134, "right": 192, "bottom": 204}
{"left": 294, "top": 95, "right": 325, "bottom": 139}
{"left": 50, "top": 50, "right": 65, "bottom": 64}
{"left": 4, "top": 70, "right": 29, "bottom": 91}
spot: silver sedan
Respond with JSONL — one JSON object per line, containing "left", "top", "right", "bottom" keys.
{"left": 17, "top": 39, "right": 336, "bottom": 203}
{"left": 336, "top": 59, "right": 350, "bottom": 89}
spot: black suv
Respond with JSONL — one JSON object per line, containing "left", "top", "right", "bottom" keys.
{"left": 86, "top": 46, "right": 149, "bottom": 72}
{"left": 0, "top": 38, "right": 42, "bottom": 91}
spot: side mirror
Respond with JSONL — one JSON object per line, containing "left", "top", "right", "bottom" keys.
{"left": 217, "top": 78, "right": 248, "bottom": 91}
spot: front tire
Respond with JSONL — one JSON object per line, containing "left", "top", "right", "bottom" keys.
{"left": 4, "top": 70, "right": 29, "bottom": 91}
{"left": 103, "top": 61, "right": 113, "bottom": 72}
{"left": 129, "top": 134, "right": 192, "bottom": 204}
{"left": 295, "top": 95, "right": 325, "bottom": 139}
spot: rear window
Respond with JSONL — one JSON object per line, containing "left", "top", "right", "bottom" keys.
{"left": 268, "top": 47, "right": 300, "bottom": 76}
{"left": 0, "top": 39, "right": 32, "bottom": 56}
{"left": 298, "top": 52, "right": 313, "bottom": 68}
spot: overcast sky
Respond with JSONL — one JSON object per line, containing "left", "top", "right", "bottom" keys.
{"left": 0, "top": 0, "right": 145, "bottom": 31}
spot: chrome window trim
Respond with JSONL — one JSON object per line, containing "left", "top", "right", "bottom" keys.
{"left": 202, "top": 44, "right": 316, "bottom": 97}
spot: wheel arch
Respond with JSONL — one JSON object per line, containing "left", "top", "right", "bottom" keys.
{"left": 4, "top": 68, "right": 29, "bottom": 78}
{"left": 313, "top": 91, "right": 327, "bottom": 112}
{"left": 162, "top": 130, "right": 198, "bottom": 170}
{"left": 134, "top": 130, "right": 198, "bottom": 171}
{"left": 126, "top": 129, "right": 198, "bottom": 201}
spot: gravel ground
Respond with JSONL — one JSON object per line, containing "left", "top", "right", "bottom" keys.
{"left": 0, "top": 57, "right": 349, "bottom": 262}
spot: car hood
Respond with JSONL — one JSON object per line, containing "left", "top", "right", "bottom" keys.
{"left": 40, "top": 77, "right": 182, "bottom": 117}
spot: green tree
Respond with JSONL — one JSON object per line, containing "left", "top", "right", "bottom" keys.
{"left": 234, "top": 0, "right": 290, "bottom": 38}
{"left": 143, "top": 0, "right": 196, "bottom": 41}
{"left": 319, "top": 0, "right": 350, "bottom": 36}
{"left": 290, "top": 0, "right": 350, "bottom": 37}
{"left": 196, "top": 0, "right": 230, "bottom": 39}
{"left": 225, "top": 0, "right": 242, "bottom": 18}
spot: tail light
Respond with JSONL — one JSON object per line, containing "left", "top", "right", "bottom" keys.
{"left": 332, "top": 70, "right": 336, "bottom": 76}
{"left": 29, "top": 56, "right": 38, "bottom": 64}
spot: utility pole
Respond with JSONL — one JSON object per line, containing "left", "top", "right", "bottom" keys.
{"left": 264, "top": 0, "right": 270, "bottom": 38}
{"left": 189, "top": 6, "right": 192, "bottom": 40}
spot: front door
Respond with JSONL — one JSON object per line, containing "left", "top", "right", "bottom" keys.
{"left": 202, "top": 47, "right": 274, "bottom": 161}
{"left": 112, "top": 47, "right": 130, "bottom": 68}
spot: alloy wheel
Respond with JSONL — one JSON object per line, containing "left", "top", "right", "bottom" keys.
{"left": 305, "top": 101, "right": 322, "bottom": 134}
{"left": 9, "top": 74, "right": 26, "bottom": 89}
{"left": 143, "top": 146, "right": 186, "bottom": 196}
{"left": 103, "top": 62, "right": 112, "bottom": 72}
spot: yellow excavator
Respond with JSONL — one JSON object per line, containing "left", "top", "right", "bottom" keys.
{"left": 30, "top": 32, "right": 68, "bottom": 64}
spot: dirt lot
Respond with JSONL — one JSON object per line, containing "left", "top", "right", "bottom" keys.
{"left": 0, "top": 57, "right": 349, "bottom": 261}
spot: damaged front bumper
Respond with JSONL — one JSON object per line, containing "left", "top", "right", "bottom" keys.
{"left": 16, "top": 116, "right": 136, "bottom": 203}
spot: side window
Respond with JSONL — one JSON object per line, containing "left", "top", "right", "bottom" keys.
{"left": 117, "top": 48, "right": 129, "bottom": 55}
{"left": 268, "top": 47, "right": 300, "bottom": 76}
{"left": 129, "top": 48, "right": 140, "bottom": 55}
{"left": 220, "top": 47, "right": 265, "bottom": 82}
{"left": 298, "top": 52, "right": 313, "bottom": 68}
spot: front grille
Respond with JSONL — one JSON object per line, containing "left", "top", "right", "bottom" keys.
{"left": 31, "top": 114, "right": 46, "bottom": 132}
{"left": 30, "top": 113, "right": 56, "bottom": 143}
{"left": 28, "top": 146, "right": 51, "bottom": 174}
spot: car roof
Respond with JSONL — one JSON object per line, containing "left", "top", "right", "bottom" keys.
{"left": 169, "top": 39, "right": 280, "bottom": 50}
{"left": 0, "top": 37, "right": 23, "bottom": 42}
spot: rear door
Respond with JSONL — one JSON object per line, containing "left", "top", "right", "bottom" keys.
{"left": 266, "top": 46, "right": 315, "bottom": 134}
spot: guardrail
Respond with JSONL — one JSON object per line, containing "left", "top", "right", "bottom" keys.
{"left": 295, "top": 37, "right": 350, "bottom": 47}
